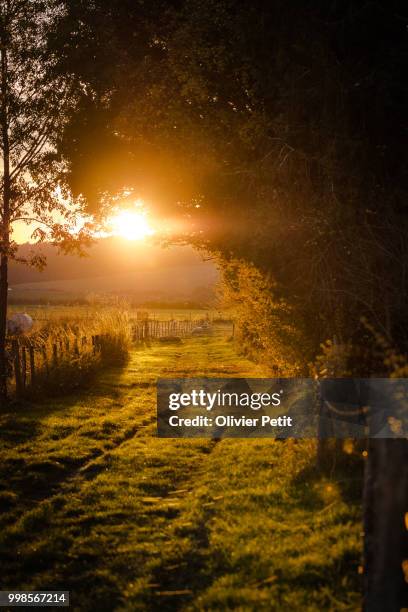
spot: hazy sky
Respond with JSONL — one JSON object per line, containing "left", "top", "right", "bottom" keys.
{"left": 13, "top": 221, "right": 34, "bottom": 244}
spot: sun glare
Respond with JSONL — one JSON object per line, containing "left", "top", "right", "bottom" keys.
{"left": 110, "top": 210, "right": 155, "bottom": 241}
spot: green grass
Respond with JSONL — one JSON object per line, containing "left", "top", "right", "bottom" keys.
{"left": 0, "top": 334, "right": 362, "bottom": 611}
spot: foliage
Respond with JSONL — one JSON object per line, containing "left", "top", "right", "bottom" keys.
{"left": 0, "top": 0, "right": 97, "bottom": 400}
{"left": 222, "top": 258, "right": 310, "bottom": 375}
{"left": 55, "top": 0, "right": 408, "bottom": 373}
{"left": 0, "top": 0, "right": 94, "bottom": 254}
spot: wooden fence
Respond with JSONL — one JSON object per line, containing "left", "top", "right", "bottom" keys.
{"left": 132, "top": 318, "right": 202, "bottom": 341}
{"left": 5, "top": 316, "right": 231, "bottom": 397}
{"left": 5, "top": 334, "right": 103, "bottom": 398}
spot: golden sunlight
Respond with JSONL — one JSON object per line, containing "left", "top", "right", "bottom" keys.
{"left": 109, "top": 210, "right": 155, "bottom": 241}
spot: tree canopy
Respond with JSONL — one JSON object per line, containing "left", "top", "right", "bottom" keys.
{"left": 0, "top": 0, "right": 95, "bottom": 398}
{"left": 55, "top": 0, "right": 408, "bottom": 372}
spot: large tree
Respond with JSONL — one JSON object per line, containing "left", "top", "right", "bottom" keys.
{"left": 0, "top": 0, "right": 92, "bottom": 401}
{"left": 54, "top": 0, "right": 408, "bottom": 608}
{"left": 56, "top": 0, "right": 408, "bottom": 362}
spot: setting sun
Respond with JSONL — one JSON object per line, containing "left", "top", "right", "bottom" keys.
{"left": 109, "top": 210, "right": 155, "bottom": 241}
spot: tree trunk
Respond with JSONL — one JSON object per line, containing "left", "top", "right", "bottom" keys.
{"left": 0, "top": 42, "right": 10, "bottom": 404}
{"left": 0, "top": 250, "right": 7, "bottom": 401}
{"left": 363, "top": 439, "right": 408, "bottom": 611}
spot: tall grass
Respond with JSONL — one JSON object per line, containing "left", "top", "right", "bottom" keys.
{"left": 7, "top": 309, "right": 132, "bottom": 398}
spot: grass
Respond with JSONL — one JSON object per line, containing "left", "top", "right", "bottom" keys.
{"left": 0, "top": 332, "right": 362, "bottom": 611}
{"left": 8, "top": 306, "right": 225, "bottom": 327}
{"left": 6, "top": 309, "right": 132, "bottom": 398}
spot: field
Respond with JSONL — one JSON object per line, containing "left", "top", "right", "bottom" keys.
{"left": 8, "top": 305, "right": 227, "bottom": 327}
{"left": 0, "top": 321, "right": 362, "bottom": 611}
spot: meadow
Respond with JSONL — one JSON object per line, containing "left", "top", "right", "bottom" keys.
{"left": 0, "top": 314, "right": 362, "bottom": 611}
{"left": 8, "top": 305, "right": 222, "bottom": 323}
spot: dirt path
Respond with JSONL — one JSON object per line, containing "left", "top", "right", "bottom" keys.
{"left": 0, "top": 335, "right": 362, "bottom": 611}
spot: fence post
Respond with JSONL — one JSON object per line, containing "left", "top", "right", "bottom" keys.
{"left": 21, "top": 346, "right": 27, "bottom": 393}
{"left": 29, "top": 346, "right": 35, "bottom": 387}
{"left": 12, "top": 340, "right": 22, "bottom": 398}
{"left": 42, "top": 347, "right": 49, "bottom": 378}
{"left": 53, "top": 344, "right": 58, "bottom": 366}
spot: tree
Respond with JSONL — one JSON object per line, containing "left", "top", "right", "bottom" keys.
{"left": 53, "top": 1, "right": 408, "bottom": 607}
{"left": 0, "top": 0, "right": 92, "bottom": 401}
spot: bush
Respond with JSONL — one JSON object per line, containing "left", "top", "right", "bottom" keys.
{"left": 221, "top": 259, "right": 313, "bottom": 376}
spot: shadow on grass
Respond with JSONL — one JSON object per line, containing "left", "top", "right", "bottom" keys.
{"left": 0, "top": 415, "right": 43, "bottom": 444}
{"left": 291, "top": 445, "right": 364, "bottom": 511}
{"left": 143, "top": 515, "right": 219, "bottom": 612}
{"left": 1, "top": 357, "right": 129, "bottom": 419}
{"left": 0, "top": 359, "right": 130, "bottom": 522}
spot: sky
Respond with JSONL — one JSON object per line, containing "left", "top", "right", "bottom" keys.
{"left": 12, "top": 197, "right": 160, "bottom": 245}
{"left": 13, "top": 221, "right": 34, "bottom": 244}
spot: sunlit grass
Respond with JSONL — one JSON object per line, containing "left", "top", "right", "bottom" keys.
{"left": 6, "top": 308, "right": 132, "bottom": 398}
{"left": 0, "top": 334, "right": 362, "bottom": 610}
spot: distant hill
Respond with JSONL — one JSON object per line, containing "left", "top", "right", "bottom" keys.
{"left": 9, "top": 238, "right": 219, "bottom": 305}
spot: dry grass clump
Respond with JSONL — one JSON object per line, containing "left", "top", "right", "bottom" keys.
{"left": 8, "top": 309, "right": 132, "bottom": 397}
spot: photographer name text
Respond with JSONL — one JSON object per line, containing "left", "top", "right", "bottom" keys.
{"left": 168, "top": 415, "right": 293, "bottom": 428}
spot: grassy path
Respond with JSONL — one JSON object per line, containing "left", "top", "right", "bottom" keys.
{"left": 0, "top": 335, "right": 362, "bottom": 611}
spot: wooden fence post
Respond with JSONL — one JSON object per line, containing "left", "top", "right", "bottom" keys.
{"left": 29, "top": 346, "right": 35, "bottom": 387}
{"left": 21, "top": 346, "right": 27, "bottom": 393}
{"left": 12, "top": 340, "right": 22, "bottom": 398}
{"left": 363, "top": 439, "right": 408, "bottom": 610}
{"left": 42, "top": 347, "right": 49, "bottom": 378}
{"left": 53, "top": 344, "right": 58, "bottom": 366}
